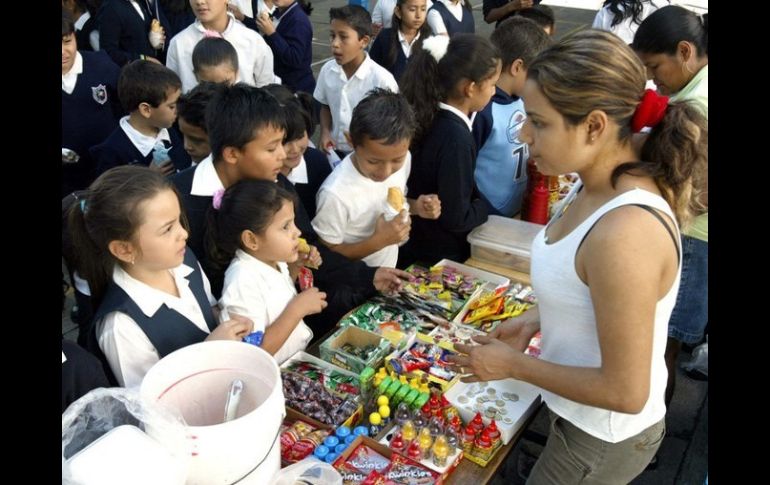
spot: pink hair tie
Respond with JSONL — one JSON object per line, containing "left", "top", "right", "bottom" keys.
{"left": 203, "top": 29, "right": 223, "bottom": 39}
{"left": 212, "top": 188, "right": 225, "bottom": 210}
{"left": 631, "top": 89, "right": 669, "bottom": 133}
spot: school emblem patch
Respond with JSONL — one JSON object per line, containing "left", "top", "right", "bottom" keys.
{"left": 92, "top": 84, "right": 108, "bottom": 105}
{"left": 507, "top": 109, "right": 526, "bottom": 143}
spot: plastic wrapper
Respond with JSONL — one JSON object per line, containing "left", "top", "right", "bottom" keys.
{"left": 62, "top": 387, "right": 190, "bottom": 484}
{"left": 271, "top": 460, "right": 343, "bottom": 485}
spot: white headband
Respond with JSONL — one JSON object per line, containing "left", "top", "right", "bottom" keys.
{"left": 422, "top": 35, "right": 450, "bottom": 63}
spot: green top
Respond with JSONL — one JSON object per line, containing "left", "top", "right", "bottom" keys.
{"left": 671, "top": 64, "right": 708, "bottom": 242}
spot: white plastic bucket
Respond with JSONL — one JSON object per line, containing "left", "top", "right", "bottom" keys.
{"left": 140, "top": 341, "right": 285, "bottom": 484}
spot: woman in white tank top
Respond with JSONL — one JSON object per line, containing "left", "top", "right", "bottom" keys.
{"left": 449, "top": 30, "right": 707, "bottom": 483}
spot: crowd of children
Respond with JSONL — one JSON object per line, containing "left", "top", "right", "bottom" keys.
{"left": 62, "top": 2, "right": 708, "bottom": 482}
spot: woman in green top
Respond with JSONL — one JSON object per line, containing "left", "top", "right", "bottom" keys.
{"left": 633, "top": 5, "right": 708, "bottom": 406}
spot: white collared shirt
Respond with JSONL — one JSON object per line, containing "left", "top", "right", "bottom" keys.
{"left": 190, "top": 154, "right": 225, "bottom": 196}
{"left": 119, "top": 116, "right": 171, "bottom": 157}
{"left": 97, "top": 262, "right": 217, "bottom": 388}
{"left": 313, "top": 54, "right": 399, "bottom": 152}
{"left": 312, "top": 152, "right": 411, "bottom": 268}
{"left": 438, "top": 102, "right": 475, "bottom": 131}
{"left": 427, "top": 0, "right": 465, "bottom": 35}
{"left": 62, "top": 51, "right": 83, "bottom": 94}
{"left": 166, "top": 14, "right": 275, "bottom": 92}
{"left": 286, "top": 155, "right": 309, "bottom": 184}
{"left": 373, "top": 0, "right": 433, "bottom": 29}
{"left": 130, "top": 0, "right": 145, "bottom": 20}
{"left": 74, "top": 11, "right": 90, "bottom": 31}
{"left": 397, "top": 30, "right": 421, "bottom": 58}
{"left": 219, "top": 250, "right": 313, "bottom": 364}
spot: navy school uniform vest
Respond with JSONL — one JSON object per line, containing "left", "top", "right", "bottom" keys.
{"left": 90, "top": 124, "right": 192, "bottom": 176}
{"left": 89, "top": 249, "right": 216, "bottom": 374}
{"left": 430, "top": 1, "right": 475, "bottom": 36}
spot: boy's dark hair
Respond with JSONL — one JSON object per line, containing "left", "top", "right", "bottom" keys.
{"left": 206, "top": 83, "right": 287, "bottom": 162}
{"left": 177, "top": 81, "right": 220, "bottom": 131}
{"left": 349, "top": 88, "right": 416, "bottom": 147}
{"left": 62, "top": 10, "right": 75, "bottom": 37}
{"left": 330, "top": 5, "right": 372, "bottom": 39}
{"left": 192, "top": 37, "right": 239, "bottom": 75}
{"left": 516, "top": 5, "right": 555, "bottom": 30}
{"left": 117, "top": 60, "right": 183, "bottom": 113}
{"left": 206, "top": 180, "right": 296, "bottom": 287}
{"left": 633, "top": 6, "right": 708, "bottom": 57}
{"left": 263, "top": 84, "right": 316, "bottom": 142}
{"left": 492, "top": 16, "right": 551, "bottom": 69}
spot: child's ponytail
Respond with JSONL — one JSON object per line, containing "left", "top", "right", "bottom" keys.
{"left": 68, "top": 192, "right": 112, "bottom": 309}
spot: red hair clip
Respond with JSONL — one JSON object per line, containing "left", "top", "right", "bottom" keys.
{"left": 631, "top": 89, "right": 669, "bottom": 133}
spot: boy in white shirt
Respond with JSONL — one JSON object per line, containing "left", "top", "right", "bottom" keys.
{"left": 166, "top": 0, "right": 273, "bottom": 92}
{"left": 314, "top": 5, "right": 399, "bottom": 156}
{"left": 312, "top": 89, "right": 441, "bottom": 268}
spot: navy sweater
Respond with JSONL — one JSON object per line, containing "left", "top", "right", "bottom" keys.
{"left": 90, "top": 124, "right": 191, "bottom": 176}
{"left": 265, "top": 3, "right": 316, "bottom": 93}
{"left": 402, "top": 109, "right": 488, "bottom": 265}
{"left": 369, "top": 28, "right": 410, "bottom": 81}
{"left": 98, "top": 0, "right": 171, "bottom": 66}
{"left": 430, "top": 1, "right": 475, "bottom": 36}
{"left": 62, "top": 51, "right": 122, "bottom": 196}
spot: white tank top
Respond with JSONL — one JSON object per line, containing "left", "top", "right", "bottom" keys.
{"left": 531, "top": 186, "right": 680, "bottom": 443}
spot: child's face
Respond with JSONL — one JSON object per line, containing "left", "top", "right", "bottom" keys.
{"left": 195, "top": 63, "right": 237, "bottom": 85}
{"left": 468, "top": 62, "right": 502, "bottom": 113}
{"left": 232, "top": 125, "right": 287, "bottom": 182}
{"left": 191, "top": 0, "right": 228, "bottom": 23}
{"left": 282, "top": 132, "right": 309, "bottom": 172}
{"left": 250, "top": 199, "right": 301, "bottom": 264}
{"left": 178, "top": 117, "right": 211, "bottom": 163}
{"left": 148, "top": 88, "right": 181, "bottom": 129}
{"left": 636, "top": 50, "right": 690, "bottom": 96}
{"left": 396, "top": 0, "right": 428, "bottom": 32}
{"left": 62, "top": 33, "right": 77, "bottom": 75}
{"left": 519, "top": 79, "right": 586, "bottom": 176}
{"left": 351, "top": 136, "right": 410, "bottom": 182}
{"left": 330, "top": 19, "right": 369, "bottom": 66}
{"left": 131, "top": 188, "right": 189, "bottom": 271}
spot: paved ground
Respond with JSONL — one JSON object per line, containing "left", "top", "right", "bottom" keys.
{"left": 63, "top": 1, "right": 708, "bottom": 482}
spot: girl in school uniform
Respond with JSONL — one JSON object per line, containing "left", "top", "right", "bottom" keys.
{"left": 69, "top": 166, "right": 253, "bottom": 387}
{"left": 211, "top": 180, "right": 328, "bottom": 364}
{"left": 399, "top": 34, "right": 500, "bottom": 266}
{"left": 427, "top": 0, "right": 474, "bottom": 37}
{"left": 255, "top": 0, "right": 316, "bottom": 93}
{"left": 369, "top": 0, "right": 432, "bottom": 81}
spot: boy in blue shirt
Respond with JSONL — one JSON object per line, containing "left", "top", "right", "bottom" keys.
{"left": 472, "top": 17, "right": 550, "bottom": 217}
{"left": 62, "top": 10, "right": 122, "bottom": 197}
{"left": 91, "top": 60, "right": 191, "bottom": 176}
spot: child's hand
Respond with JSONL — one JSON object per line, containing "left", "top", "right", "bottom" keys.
{"left": 299, "top": 244, "right": 323, "bottom": 269}
{"left": 150, "top": 159, "right": 176, "bottom": 176}
{"left": 320, "top": 135, "right": 335, "bottom": 154}
{"left": 227, "top": 2, "right": 245, "bottom": 21}
{"left": 207, "top": 314, "right": 253, "bottom": 341}
{"left": 373, "top": 267, "right": 411, "bottom": 295}
{"left": 289, "top": 287, "right": 328, "bottom": 317}
{"left": 375, "top": 212, "right": 411, "bottom": 246}
{"left": 415, "top": 194, "right": 441, "bottom": 219}
{"left": 256, "top": 11, "right": 275, "bottom": 35}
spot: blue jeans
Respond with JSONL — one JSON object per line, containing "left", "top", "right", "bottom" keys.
{"left": 668, "top": 235, "right": 708, "bottom": 344}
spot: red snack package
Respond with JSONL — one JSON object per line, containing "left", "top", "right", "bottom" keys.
{"left": 299, "top": 266, "right": 314, "bottom": 290}
{"left": 336, "top": 461, "right": 371, "bottom": 485}
{"left": 346, "top": 445, "right": 392, "bottom": 474}
{"left": 386, "top": 454, "right": 440, "bottom": 485}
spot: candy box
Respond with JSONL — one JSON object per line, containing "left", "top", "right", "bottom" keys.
{"left": 320, "top": 326, "right": 393, "bottom": 375}
{"left": 385, "top": 333, "right": 461, "bottom": 392}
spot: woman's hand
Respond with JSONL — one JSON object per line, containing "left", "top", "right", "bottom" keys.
{"left": 450, "top": 335, "right": 520, "bottom": 382}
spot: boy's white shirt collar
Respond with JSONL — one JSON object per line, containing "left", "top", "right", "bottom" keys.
{"left": 193, "top": 12, "right": 236, "bottom": 35}
{"left": 190, "top": 154, "right": 225, "bottom": 196}
{"left": 329, "top": 52, "right": 375, "bottom": 81}
{"left": 119, "top": 116, "right": 172, "bottom": 157}
{"left": 62, "top": 52, "right": 84, "bottom": 94}
{"left": 438, "top": 102, "right": 476, "bottom": 131}
{"left": 74, "top": 11, "right": 90, "bottom": 31}
{"left": 286, "top": 155, "right": 309, "bottom": 184}
{"left": 112, "top": 263, "right": 195, "bottom": 317}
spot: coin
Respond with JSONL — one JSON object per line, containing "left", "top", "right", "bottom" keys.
{"left": 496, "top": 399, "right": 505, "bottom": 407}
{"left": 458, "top": 395, "right": 469, "bottom": 404}
{"left": 486, "top": 388, "right": 497, "bottom": 395}
{"left": 503, "top": 417, "right": 513, "bottom": 424}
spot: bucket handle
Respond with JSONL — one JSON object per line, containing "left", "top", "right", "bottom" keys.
{"left": 229, "top": 411, "right": 285, "bottom": 484}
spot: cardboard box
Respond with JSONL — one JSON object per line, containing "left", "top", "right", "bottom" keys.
{"left": 333, "top": 435, "right": 444, "bottom": 484}
{"left": 384, "top": 333, "right": 461, "bottom": 392}
{"left": 320, "top": 326, "right": 393, "bottom": 375}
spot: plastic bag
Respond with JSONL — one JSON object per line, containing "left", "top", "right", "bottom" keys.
{"left": 270, "top": 460, "right": 343, "bottom": 485}
{"left": 681, "top": 341, "right": 708, "bottom": 377}
{"left": 62, "top": 387, "right": 190, "bottom": 484}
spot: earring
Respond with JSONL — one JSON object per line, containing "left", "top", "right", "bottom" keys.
{"left": 131, "top": 257, "right": 135, "bottom": 265}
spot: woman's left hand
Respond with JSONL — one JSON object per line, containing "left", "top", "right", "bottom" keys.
{"left": 449, "top": 335, "right": 520, "bottom": 382}
{"left": 256, "top": 11, "right": 276, "bottom": 35}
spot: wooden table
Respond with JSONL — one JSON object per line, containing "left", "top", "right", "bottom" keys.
{"left": 305, "top": 259, "right": 540, "bottom": 484}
